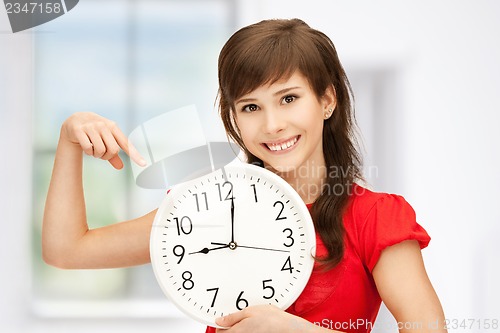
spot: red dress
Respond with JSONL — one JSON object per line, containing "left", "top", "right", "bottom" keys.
{"left": 206, "top": 184, "right": 430, "bottom": 333}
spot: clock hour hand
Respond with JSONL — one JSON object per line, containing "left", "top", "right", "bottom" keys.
{"left": 210, "top": 242, "right": 290, "bottom": 253}
{"left": 188, "top": 243, "right": 229, "bottom": 255}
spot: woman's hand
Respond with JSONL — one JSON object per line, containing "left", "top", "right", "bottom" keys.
{"left": 215, "top": 305, "right": 323, "bottom": 333}
{"left": 61, "top": 112, "right": 146, "bottom": 169}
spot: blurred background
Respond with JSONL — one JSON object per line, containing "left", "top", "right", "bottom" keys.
{"left": 1, "top": 0, "right": 499, "bottom": 332}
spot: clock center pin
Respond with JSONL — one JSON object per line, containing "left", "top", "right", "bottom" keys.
{"left": 229, "top": 242, "right": 237, "bottom": 250}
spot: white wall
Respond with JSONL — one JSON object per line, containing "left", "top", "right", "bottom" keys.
{"left": 237, "top": 0, "right": 500, "bottom": 325}
{"left": 2, "top": 0, "right": 500, "bottom": 332}
{"left": 0, "top": 11, "right": 34, "bottom": 333}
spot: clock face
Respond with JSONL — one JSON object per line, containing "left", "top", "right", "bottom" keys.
{"left": 150, "top": 163, "right": 316, "bottom": 327}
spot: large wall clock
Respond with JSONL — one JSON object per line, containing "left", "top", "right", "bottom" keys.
{"left": 150, "top": 162, "right": 316, "bottom": 328}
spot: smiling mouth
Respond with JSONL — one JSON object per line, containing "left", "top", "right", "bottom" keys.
{"left": 263, "top": 136, "right": 300, "bottom": 152}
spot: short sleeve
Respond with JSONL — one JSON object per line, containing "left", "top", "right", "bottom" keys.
{"left": 359, "top": 194, "right": 430, "bottom": 272}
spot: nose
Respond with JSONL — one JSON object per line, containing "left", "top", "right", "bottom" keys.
{"left": 262, "top": 108, "right": 286, "bottom": 135}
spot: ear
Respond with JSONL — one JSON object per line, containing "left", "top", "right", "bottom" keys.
{"left": 321, "top": 85, "right": 336, "bottom": 119}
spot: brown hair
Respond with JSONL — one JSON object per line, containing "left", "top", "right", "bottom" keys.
{"left": 217, "top": 18, "right": 362, "bottom": 268}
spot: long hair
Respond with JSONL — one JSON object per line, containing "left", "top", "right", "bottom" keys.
{"left": 217, "top": 18, "right": 363, "bottom": 268}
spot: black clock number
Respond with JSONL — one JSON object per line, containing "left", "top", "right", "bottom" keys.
{"left": 216, "top": 181, "right": 234, "bottom": 201}
{"left": 281, "top": 256, "right": 294, "bottom": 274}
{"left": 206, "top": 287, "right": 219, "bottom": 308}
{"left": 174, "top": 216, "right": 193, "bottom": 236}
{"left": 193, "top": 192, "right": 209, "bottom": 211}
{"left": 172, "top": 245, "right": 185, "bottom": 264}
{"left": 182, "top": 271, "right": 194, "bottom": 290}
{"left": 250, "top": 184, "right": 258, "bottom": 202}
{"left": 282, "top": 228, "right": 294, "bottom": 247}
{"left": 236, "top": 291, "right": 249, "bottom": 310}
{"left": 262, "top": 279, "right": 275, "bottom": 300}
{"left": 273, "top": 201, "right": 287, "bottom": 221}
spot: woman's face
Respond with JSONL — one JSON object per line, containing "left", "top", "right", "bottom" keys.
{"left": 234, "top": 71, "right": 334, "bottom": 177}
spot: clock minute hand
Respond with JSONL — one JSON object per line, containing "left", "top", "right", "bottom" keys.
{"left": 210, "top": 242, "right": 290, "bottom": 253}
{"left": 230, "top": 196, "right": 235, "bottom": 244}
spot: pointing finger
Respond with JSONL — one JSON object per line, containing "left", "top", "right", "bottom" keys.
{"left": 127, "top": 140, "right": 147, "bottom": 167}
{"left": 110, "top": 124, "right": 147, "bottom": 167}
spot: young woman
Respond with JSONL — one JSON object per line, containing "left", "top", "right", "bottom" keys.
{"left": 43, "top": 19, "right": 447, "bottom": 333}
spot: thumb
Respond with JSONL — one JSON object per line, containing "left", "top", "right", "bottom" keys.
{"left": 215, "top": 310, "right": 247, "bottom": 328}
{"left": 108, "top": 155, "right": 124, "bottom": 170}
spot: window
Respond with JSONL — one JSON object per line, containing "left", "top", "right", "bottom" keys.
{"left": 32, "top": 0, "right": 233, "bottom": 317}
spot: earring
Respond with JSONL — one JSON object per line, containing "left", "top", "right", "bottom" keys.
{"left": 324, "top": 108, "right": 333, "bottom": 119}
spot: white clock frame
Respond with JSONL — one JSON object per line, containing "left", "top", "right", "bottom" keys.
{"left": 150, "top": 163, "right": 316, "bottom": 327}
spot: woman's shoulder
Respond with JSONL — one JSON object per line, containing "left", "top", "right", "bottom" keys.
{"left": 348, "top": 182, "right": 409, "bottom": 207}
{"left": 345, "top": 182, "right": 430, "bottom": 272}
{"left": 346, "top": 182, "right": 417, "bottom": 227}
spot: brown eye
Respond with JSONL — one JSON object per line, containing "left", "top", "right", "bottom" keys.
{"left": 282, "top": 95, "right": 296, "bottom": 104}
{"left": 243, "top": 104, "right": 258, "bottom": 112}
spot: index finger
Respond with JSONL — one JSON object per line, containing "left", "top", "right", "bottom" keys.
{"left": 111, "top": 125, "right": 147, "bottom": 167}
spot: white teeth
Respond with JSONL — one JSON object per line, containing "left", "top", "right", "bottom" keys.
{"left": 266, "top": 136, "right": 298, "bottom": 151}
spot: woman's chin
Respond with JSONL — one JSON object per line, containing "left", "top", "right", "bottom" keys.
{"left": 262, "top": 162, "right": 300, "bottom": 175}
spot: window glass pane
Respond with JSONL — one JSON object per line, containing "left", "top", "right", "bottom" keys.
{"left": 133, "top": 0, "right": 231, "bottom": 139}
{"left": 34, "top": 0, "right": 129, "bottom": 150}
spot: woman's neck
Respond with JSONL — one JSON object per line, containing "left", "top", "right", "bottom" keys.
{"left": 265, "top": 161, "right": 327, "bottom": 205}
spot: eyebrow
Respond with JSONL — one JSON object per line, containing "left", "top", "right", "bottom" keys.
{"left": 235, "top": 86, "right": 302, "bottom": 104}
